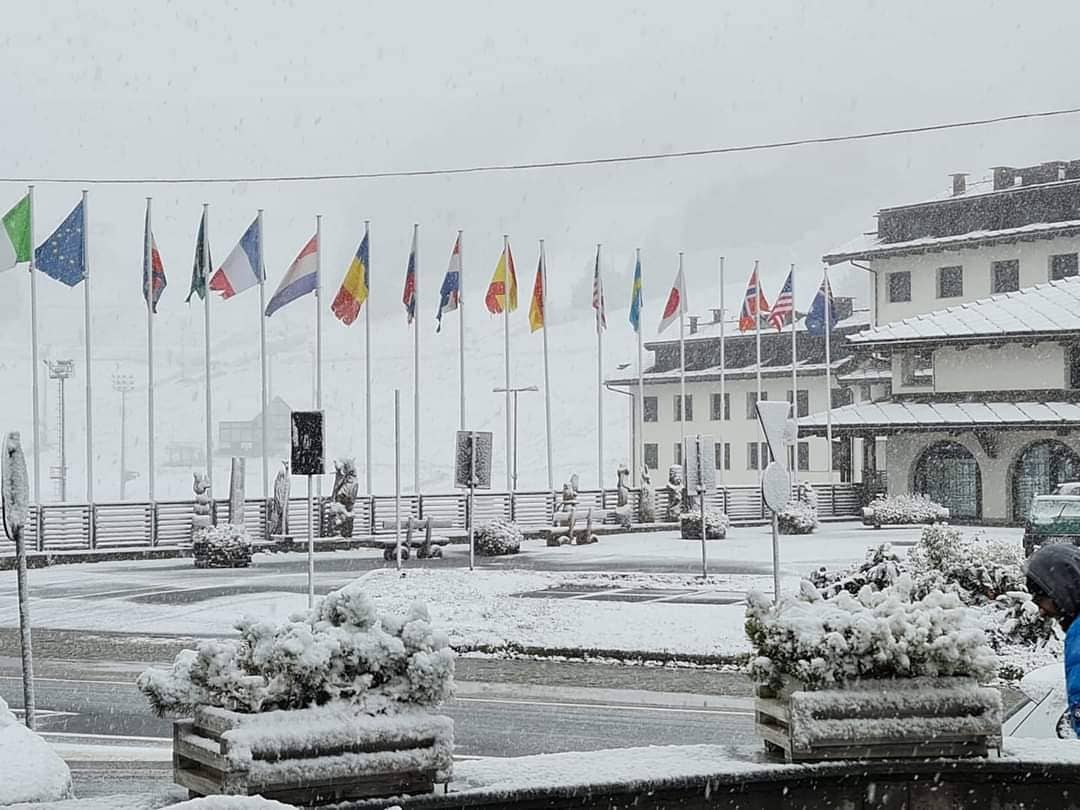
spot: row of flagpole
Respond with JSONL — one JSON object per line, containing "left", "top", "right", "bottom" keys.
{"left": 3, "top": 186, "right": 838, "bottom": 512}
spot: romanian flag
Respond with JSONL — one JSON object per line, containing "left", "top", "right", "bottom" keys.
{"left": 332, "top": 231, "right": 369, "bottom": 325}
{"left": 485, "top": 241, "right": 518, "bottom": 314}
{"left": 529, "top": 248, "right": 545, "bottom": 332}
{"left": 738, "top": 266, "right": 770, "bottom": 332}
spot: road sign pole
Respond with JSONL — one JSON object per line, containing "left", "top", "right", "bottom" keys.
{"left": 771, "top": 512, "right": 781, "bottom": 603}
{"left": 469, "top": 431, "right": 477, "bottom": 572}
{"left": 4, "top": 433, "right": 35, "bottom": 729}
{"left": 307, "top": 474, "right": 314, "bottom": 608}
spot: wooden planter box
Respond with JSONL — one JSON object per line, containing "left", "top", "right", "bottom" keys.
{"left": 755, "top": 676, "right": 1001, "bottom": 762}
{"left": 173, "top": 704, "right": 453, "bottom": 805}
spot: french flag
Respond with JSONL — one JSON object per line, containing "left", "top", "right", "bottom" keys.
{"left": 266, "top": 234, "right": 318, "bottom": 317}
{"left": 209, "top": 216, "right": 262, "bottom": 299}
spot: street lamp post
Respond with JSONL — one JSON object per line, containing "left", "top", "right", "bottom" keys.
{"left": 45, "top": 360, "right": 74, "bottom": 502}
{"left": 493, "top": 385, "right": 539, "bottom": 492}
{"left": 112, "top": 373, "right": 135, "bottom": 499}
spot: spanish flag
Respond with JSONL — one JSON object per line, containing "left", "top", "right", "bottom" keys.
{"left": 485, "top": 240, "right": 518, "bottom": 314}
{"left": 529, "top": 248, "right": 545, "bottom": 332}
{"left": 332, "top": 230, "right": 370, "bottom": 325}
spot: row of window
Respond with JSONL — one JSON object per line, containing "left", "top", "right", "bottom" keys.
{"left": 886, "top": 253, "right": 1079, "bottom": 304}
{"left": 644, "top": 390, "right": 811, "bottom": 422}
{"left": 643, "top": 441, "right": 811, "bottom": 472}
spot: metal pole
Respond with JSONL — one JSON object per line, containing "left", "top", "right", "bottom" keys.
{"left": 458, "top": 230, "right": 466, "bottom": 431}
{"left": 364, "top": 220, "right": 373, "bottom": 494}
{"left": 468, "top": 431, "right": 477, "bottom": 572}
{"left": 719, "top": 256, "right": 726, "bottom": 487}
{"left": 202, "top": 205, "right": 214, "bottom": 501}
{"left": 540, "top": 240, "right": 554, "bottom": 498}
{"left": 502, "top": 235, "right": 512, "bottom": 494}
{"left": 698, "top": 437, "right": 707, "bottom": 579}
{"left": 81, "top": 191, "right": 94, "bottom": 536}
{"left": 58, "top": 375, "right": 66, "bottom": 503}
{"left": 596, "top": 243, "right": 604, "bottom": 493}
{"left": 412, "top": 223, "right": 420, "bottom": 496}
{"left": 119, "top": 388, "right": 126, "bottom": 499}
{"left": 755, "top": 260, "right": 763, "bottom": 481}
{"left": 512, "top": 391, "right": 519, "bottom": 491}
{"left": 790, "top": 263, "right": 798, "bottom": 490}
{"left": 145, "top": 199, "right": 156, "bottom": 533}
{"left": 635, "top": 247, "right": 644, "bottom": 489}
{"left": 257, "top": 210, "right": 269, "bottom": 501}
{"left": 28, "top": 186, "right": 41, "bottom": 506}
{"left": 678, "top": 253, "right": 686, "bottom": 452}
{"left": 771, "top": 511, "right": 781, "bottom": 603}
{"left": 307, "top": 474, "right": 314, "bottom": 608}
{"left": 315, "top": 215, "right": 323, "bottom": 505}
{"left": 824, "top": 267, "right": 834, "bottom": 480}
{"left": 14, "top": 523, "right": 34, "bottom": 729}
{"left": 394, "top": 389, "right": 402, "bottom": 572}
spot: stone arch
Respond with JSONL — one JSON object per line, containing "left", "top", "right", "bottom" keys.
{"left": 912, "top": 440, "right": 982, "bottom": 520}
{"left": 1010, "top": 439, "right": 1080, "bottom": 522}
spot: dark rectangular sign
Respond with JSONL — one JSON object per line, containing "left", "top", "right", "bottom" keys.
{"left": 291, "top": 410, "right": 324, "bottom": 476}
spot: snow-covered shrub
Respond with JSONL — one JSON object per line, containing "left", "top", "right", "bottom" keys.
{"left": 909, "top": 524, "right": 1025, "bottom": 602}
{"left": 137, "top": 582, "right": 454, "bottom": 716}
{"left": 777, "top": 500, "right": 819, "bottom": 535}
{"left": 796, "top": 481, "right": 818, "bottom": 512}
{"left": 475, "top": 519, "right": 522, "bottom": 556}
{"left": 745, "top": 577, "right": 997, "bottom": 690}
{"left": 987, "top": 591, "right": 1059, "bottom": 649}
{"left": 809, "top": 543, "right": 904, "bottom": 598}
{"left": 863, "top": 494, "right": 949, "bottom": 526}
{"left": 679, "top": 509, "right": 729, "bottom": 540}
{"left": 193, "top": 523, "right": 253, "bottom": 568}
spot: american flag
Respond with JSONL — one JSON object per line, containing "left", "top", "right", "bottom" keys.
{"left": 592, "top": 246, "right": 607, "bottom": 331}
{"left": 768, "top": 269, "right": 794, "bottom": 331}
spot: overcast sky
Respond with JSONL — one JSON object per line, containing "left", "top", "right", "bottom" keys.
{"left": 2, "top": 0, "right": 1079, "bottom": 495}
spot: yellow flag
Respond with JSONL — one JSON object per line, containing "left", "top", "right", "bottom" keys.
{"left": 485, "top": 243, "right": 518, "bottom": 314}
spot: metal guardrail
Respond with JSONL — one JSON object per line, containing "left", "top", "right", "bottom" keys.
{"left": 1, "top": 484, "right": 864, "bottom": 553}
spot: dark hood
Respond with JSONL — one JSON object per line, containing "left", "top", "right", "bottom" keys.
{"left": 1027, "top": 544, "right": 1080, "bottom": 628}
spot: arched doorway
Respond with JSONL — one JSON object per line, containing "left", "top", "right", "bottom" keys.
{"left": 913, "top": 441, "right": 981, "bottom": 520}
{"left": 1012, "top": 440, "right": 1080, "bottom": 522}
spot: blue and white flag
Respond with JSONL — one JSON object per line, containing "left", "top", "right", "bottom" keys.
{"left": 436, "top": 233, "right": 462, "bottom": 332}
{"left": 35, "top": 200, "right": 86, "bottom": 287}
{"left": 210, "top": 217, "right": 262, "bottom": 299}
{"left": 266, "top": 234, "right": 318, "bottom": 317}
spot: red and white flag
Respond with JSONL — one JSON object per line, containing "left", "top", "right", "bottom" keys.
{"left": 738, "top": 266, "right": 770, "bottom": 332}
{"left": 657, "top": 266, "right": 687, "bottom": 334}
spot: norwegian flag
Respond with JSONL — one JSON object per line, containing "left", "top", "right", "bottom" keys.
{"left": 768, "top": 269, "right": 794, "bottom": 331}
{"left": 402, "top": 225, "right": 418, "bottom": 324}
{"left": 738, "top": 266, "right": 770, "bottom": 332}
{"left": 592, "top": 246, "right": 606, "bottom": 332}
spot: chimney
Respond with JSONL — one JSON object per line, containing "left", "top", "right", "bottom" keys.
{"left": 710, "top": 308, "right": 723, "bottom": 323}
{"left": 688, "top": 315, "right": 699, "bottom": 335}
{"left": 1060, "top": 164, "right": 1068, "bottom": 181}
{"left": 950, "top": 173, "right": 968, "bottom": 196}
{"left": 1014, "top": 173, "right": 1023, "bottom": 187}
{"left": 992, "top": 166, "right": 1014, "bottom": 190}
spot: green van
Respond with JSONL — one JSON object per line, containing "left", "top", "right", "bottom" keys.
{"left": 1023, "top": 495, "right": 1080, "bottom": 557}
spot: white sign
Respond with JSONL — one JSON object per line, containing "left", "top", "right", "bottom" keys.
{"left": 761, "top": 462, "right": 789, "bottom": 512}
{"left": 755, "top": 401, "right": 792, "bottom": 464}
{"left": 683, "top": 435, "right": 716, "bottom": 493}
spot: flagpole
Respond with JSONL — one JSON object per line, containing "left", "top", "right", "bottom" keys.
{"left": 364, "top": 220, "right": 373, "bottom": 495}
{"left": 824, "top": 267, "right": 834, "bottom": 481}
{"left": 540, "top": 240, "right": 554, "bottom": 497}
{"left": 201, "top": 205, "right": 214, "bottom": 501}
{"left": 718, "top": 256, "right": 725, "bottom": 487}
{"left": 635, "top": 248, "right": 644, "bottom": 490}
{"left": 412, "top": 223, "right": 420, "bottom": 495}
{"left": 257, "top": 209, "right": 269, "bottom": 502}
{"left": 502, "top": 235, "right": 512, "bottom": 495}
{"left": 145, "top": 198, "right": 156, "bottom": 529}
{"left": 315, "top": 215, "right": 323, "bottom": 505}
{"left": 28, "top": 185, "right": 41, "bottom": 505}
{"left": 678, "top": 252, "right": 686, "bottom": 453}
{"left": 458, "top": 230, "right": 466, "bottom": 431}
{"left": 82, "top": 190, "right": 94, "bottom": 527}
{"left": 790, "top": 263, "right": 798, "bottom": 490}
{"left": 754, "top": 260, "right": 762, "bottom": 407}
{"left": 596, "top": 243, "right": 604, "bottom": 493}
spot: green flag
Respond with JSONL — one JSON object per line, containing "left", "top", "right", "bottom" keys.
{"left": 1, "top": 194, "right": 31, "bottom": 271}
{"left": 186, "top": 207, "right": 211, "bottom": 302}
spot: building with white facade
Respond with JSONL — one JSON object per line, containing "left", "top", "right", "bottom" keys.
{"left": 810, "top": 160, "right": 1080, "bottom": 523}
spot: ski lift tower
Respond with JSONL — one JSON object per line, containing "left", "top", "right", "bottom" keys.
{"left": 45, "top": 360, "right": 74, "bottom": 502}
{"left": 112, "top": 372, "right": 136, "bottom": 499}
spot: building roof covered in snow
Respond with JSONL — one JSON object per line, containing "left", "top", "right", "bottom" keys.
{"left": 800, "top": 399, "right": 1080, "bottom": 434}
{"left": 846, "top": 275, "right": 1080, "bottom": 349}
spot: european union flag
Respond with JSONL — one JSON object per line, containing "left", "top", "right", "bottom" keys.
{"left": 805, "top": 271, "right": 838, "bottom": 337}
{"left": 35, "top": 201, "right": 86, "bottom": 287}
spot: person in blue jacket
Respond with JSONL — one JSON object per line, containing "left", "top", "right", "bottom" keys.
{"left": 1026, "top": 543, "right": 1080, "bottom": 736}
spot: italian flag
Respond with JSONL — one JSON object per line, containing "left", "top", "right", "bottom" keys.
{"left": 1, "top": 194, "right": 31, "bottom": 272}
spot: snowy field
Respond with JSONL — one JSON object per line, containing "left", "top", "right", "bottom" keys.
{"left": 0, "top": 522, "right": 1026, "bottom": 660}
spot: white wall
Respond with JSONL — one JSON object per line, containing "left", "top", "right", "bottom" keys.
{"left": 869, "top": 234, "right": 1080, "bottom": 325}
{"left": 934, "top": 343, "right": 1066, "bottom": 392}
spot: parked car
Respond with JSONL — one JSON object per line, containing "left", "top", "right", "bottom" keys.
{"left": 1054, "top": 482, "right": 1080, "bottom": 496}
{"left": 1023, "top": 495, "right": 1080, "bottom": 557}
{"left": 1004, "top": 663, "right": 1076, "bottom": 739}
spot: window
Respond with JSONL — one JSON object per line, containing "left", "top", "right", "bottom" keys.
{"left": 786, "top": 389, "right": 810, "bottom": 418}
{"left": 831, "top": 387, "right": 854, "bottom": 408}
{"left": 673, "top": 394, "right": 693, "bottom": 422}
{"left": 798, "top": 442, "right": 810, "bottom": 472}
{"left": 724, "top": 442, "right": 731, "bottom": 471}
{"left": 937, "top": 266, "right": 963, "bottom": 298}
{"left": 1051, "top": 253, "right": 1079, "bottom": 281}
{"left": 673, "top": 442, "right": 683, "bottom": 466}
{"left": 711, "top": 442, "right": 732, "bottom": 472}
{"left": 900, "top": 349, "right": 932, "bottom": 388}
{"left": 711, "top": 392, "right": 730, "bottom": 421}
{"left": 887, "top": 271, "right": 911, "bottom": 303}
{"left": 644, "top": 443, "right": 658, "bottom": 470}
{"left": 991, "top": 260, "right": 1019, "bottom": 294}
{"left": 748, "top": 441, "right": 770, "bottom": 470}
{"left": 1070, "top": 345, "right": 1080, "bottom": 389}
{"left": 643, "top": 396, "right": 658, "bottom": 423}
{"left": 746, "top": 390, "right": 768, "bottom": 419}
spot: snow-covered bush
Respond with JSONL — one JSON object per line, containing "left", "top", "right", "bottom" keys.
{"left": 809, "top": 543, "right": 904, "bottom": 598}
{"left": 475, "top": 519, "right": 522, "bottom": 556}
{"left": 863, "top": 494, "right": 949, "bottom": 526}
{"left": 193, "top": 523, "right": 253, "bottom": 568}
{"left": 0, "top": 695, "right": 74, "bottom": 805}
{"left": 988, "top": 591, "right": 1059, "bottom": 649}
{"left": 137, "top": 582, "right": 454, "bottom": 716}
{"left": 745, "top": 577, "right": 997, "bottom": 690}
{"left": 796, "top": 480, "right": 818, "bottom": 512}
{"left": 679, "top": 509, "right": 729, "bottom": 540}
{"left": 909, "top": 524, "right": 1025, "bottom": 602}
{"left": 777, "top": 500, "right": 819, "bottom": 535}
